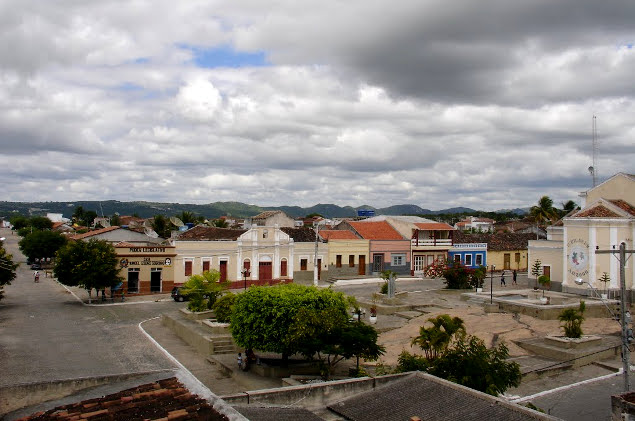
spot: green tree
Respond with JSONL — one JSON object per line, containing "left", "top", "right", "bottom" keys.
{"left": 19, "top": 231, "right": 68, "bottom": 263}
{"left": 230, "top": 284, "right": 353, "bottom": 362}
{"left": 30, "top": 216, "right": 54, "bottom": 231}
{"left": 560, "top": 200, "right": 578, "bottom": 217}
{"left": 72, "top": 206, "right": 97, "bottom": 227}
{"left": 530, "top": 196, "right": 558, "bottom": 239}
{"left": 151, "top": 215, "right": 171, "bottom": 238}
{"left": 0, "top": 244, "right": 19, "bottom": 301}
{"left": 181, "top": 270, "right": 226, "bottom": 312}
{"left": 531, "top": 259, "right": 542, "bottom": 289}
{"left": 598, "top": 272, "right": 611, "bottom": 296}
{"left": 178, "top": 211, "right": 197, "bottom": 224}
{"left": 212, "top": 292, "right": 237, "bottom": 323}
{"left": 428, "top": 336, "right": 521, "bottom": 396}
{"left": 110, "top": 214, "right": 121, "bottom": 226}
{"left": 210, "top": 219, "right": 229, "bottom": 228}
{"left": 411, "top": 315, "right": 466, "bottom": 360}
{"left": 538, "top": 275, "right": 550, "bottom": 297}
{"left": 559, "top": 301, "right": 586, "bottom": 338}
{"left": 54, "top": 239, "right": 123, "bottom": 303}
{"left": 9, "top": 215, "right": 30, "bottom": 230}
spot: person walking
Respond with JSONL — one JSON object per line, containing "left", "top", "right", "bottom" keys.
{"left": 512, "top": 270, "right": 517, "bottom": 285}
{"left": 237, "top": 352, "right": 243, "bottom": 369}
{"left": 500, "top": 270, "right": 506, "bottom": 287}
{"left": 34, "top": 271, "right": 40, "bottom": 283}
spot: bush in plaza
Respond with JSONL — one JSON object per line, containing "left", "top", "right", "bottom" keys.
{"left": 559, "top": 300, "right": 586, "bottom": 339}
{"left": 442, "top": 263, "right": 474, "bottom": 289}
{"left": 212, "top": 292, "right": 236, "bottom": 323}
{"left": 181, "top": 270, "right": 226, "bottom": 312}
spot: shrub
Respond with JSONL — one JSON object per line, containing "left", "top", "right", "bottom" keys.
{"left": 443, "top": 263, "right": 474, "bottom": 289}
{"left": 559, "top": 301, "right": 586, "bottom": 338}
{"left": 213, "top": 292, "right": 237, "bottom": 323}
{"left": 380, "top": 282, "right": 388, "bottom": 294}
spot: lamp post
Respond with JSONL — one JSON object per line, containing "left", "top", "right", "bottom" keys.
{"left": 490, "top": 264, "right": 495, "bottom": 304}
{"left": 241, "top": 267, "right": 248, "bottom": 291}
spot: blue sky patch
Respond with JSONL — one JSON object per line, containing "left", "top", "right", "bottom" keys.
{"left": 179, "top": 44, "right": 268, "bottom": 68}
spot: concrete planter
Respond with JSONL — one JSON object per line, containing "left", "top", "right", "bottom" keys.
{"left": 369, "top": 315, "right": 377, "bottom": 324}
{"left": 179, "top": 308, "right": 215, "bottom": 321}
{"left": 476, "top": 288, "right": 483, "bottom": 293}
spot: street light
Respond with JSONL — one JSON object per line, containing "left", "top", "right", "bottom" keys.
{"left": 241, "top": 267, "right": 248, "bottom": 291}
{"left": 490, "top": 264, "right": 495, "bottom": 304}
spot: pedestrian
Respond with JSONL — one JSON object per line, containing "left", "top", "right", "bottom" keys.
{"left": 34, "top": 271, "right": 40, "bottom": 283}
{"left": 500, "top": 270, "right": 506, "bottom": 287}
{"left": 512, "top": 270, "right": 517, "bottom": 285}
{"left": 237, "top": 352, "right": 243, "bottom": 369}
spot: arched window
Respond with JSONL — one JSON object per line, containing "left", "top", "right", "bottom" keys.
{"left": 280, "top": 258, "right": 288, "bottom": 277}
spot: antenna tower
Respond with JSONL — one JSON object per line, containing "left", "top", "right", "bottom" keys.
{"left": 590, "top": 115, "right": 598, "bottom": 187}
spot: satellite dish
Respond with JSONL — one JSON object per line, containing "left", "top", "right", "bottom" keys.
{"left": 144, "top": 227, "right": 159, "bottom": 238}
{"left": 102, "top": 220, "right": 111, "bottom": 228}
{"left": 170, "top": 217, "right": 184, "bottom": 227}
{"left": 143, "top": 219, "right": 153, "bottom": 229}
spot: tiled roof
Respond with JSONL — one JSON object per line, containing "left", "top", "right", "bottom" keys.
{"left": 281, "top": 226, "right": 317, "bottom": 242}
{"left": 328, "top": 372, "right": 551, "bottom": 421}
{"left": 114, "top": 241, "right": 137, "bottom": 248}
{"left": 609, "top": 200, "right": 635, "bottom": 216}
{"left": 119, "top": 216, "right": 146, "bottom": 226}
{"left": 70, "top": 226, "right": 121, "bottom": 240}
{"left": 414, "top": 222, "right": 455, "bottom": 231}
{"left": 234, "top": 406, "right": 324, "bottom": 421}
{"left": 175, "top": 225, "right": 246, "bottom": 241}
{"left": 17, "top": 377, "right": 228, "bottom": 421}
{"left": 453, "top": 231, "right": 535, "bottom": 251}
{"left": 320, "top": 230, "right": 359, "bottom": 240}
{"left": 574, "top": 205, "right": 621, "bottom": 218}
{"left": 348, "top": 221, "right": 405, "bottom": 240}
{"left": 252, "top": 211, "right": 283, "bottom": 220}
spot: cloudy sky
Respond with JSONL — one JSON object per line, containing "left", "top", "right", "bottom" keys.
{"left": 1, "top": 0, "right": 633, "bottom": 211}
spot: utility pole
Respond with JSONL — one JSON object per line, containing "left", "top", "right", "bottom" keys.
{"left": 596, "top": 242, "right": 634, "bottom": 391}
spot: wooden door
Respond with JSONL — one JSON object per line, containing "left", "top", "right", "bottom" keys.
{"left": 543, "top": 266, "right": 551, "bottom": 278}
{"left": 504, "top": 253, "right": 511, "bottom": 270}
{"left": 317, "top": 258, "right": 322, "bottom": 280}
{"left": 219, "top": 261, "right": 227, "bottom": 282}
{"left": 358, "top": 255, "right": 366, "bottom": 275}
{"left": 202, "top": 260, "right": 210, "bottom": 273}
{"left": 259, "top": 262, "right": 272, "bottom": 280}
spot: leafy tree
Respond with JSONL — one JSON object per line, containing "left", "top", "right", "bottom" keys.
{"left": 30, "top": 216, "right": 54, "bottom": 231}
{"left": 398, "top": 314, "right": 521, "bottom": 396}
{"left": 230, "top": 284, "right": 353, "bottom": 362}
{"left": 411, "top": 315, "right": 466, "bottom": 360}
{"left": 598, "top": 272, "right": 611, "bottom": 296}
{"left": 531, "top": 259, "right": 542, "bottom": 289}
{"left": 210, "top": 219, "right": 229, "bottom": 228}
{"left": 151, "top": 214, "right": 171, "bottom": 238}
{"left": 54, "top": 239, "right": 123, "bottom": 303}
{"left": 428, "top": 336, "right": 521, "bottom": 396}
{"left": 0, "top": 244, "right": 18, "bottom": 301}
{"left": 559, "top": 301, "right": 586, "bottom": 338}
{"left": 178, "top": 211, "right": 197, "bottom": 224}
{"left": 560, "top": 200, "right": 578, "bottom": 217}
{"left": 212, "top": 292, "right": 237, "bottom": 323}
{"left": 72, "top": 206, "right": 97, "bottom": 227}
{"left": 530, "top": 196, "right": 558, "bottom": 239}
{"left": 538, "top": 275, "right": 550, "bottom": 297}
{"left": 181, "top": 270, "right": 226, "bottom": 312}
{"left": 471, "top": 265, "right": 487, "bottom": 289}
{"left": 9, "top": 215, "right": 30, "bottom": 230}
{"left": 19, "top": 231, "right": 68, "bottom": 263}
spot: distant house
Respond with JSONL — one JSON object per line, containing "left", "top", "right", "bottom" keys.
{"left": 455, "top": 216, "right": 495, "bottom": 232}
{"left": 336, "top": 220, "right": 411, "bottom": 275}
{"left": 454, "top": 231, "right": 534, "bottom": 271}
{"left": 448, "top": 242, "right": 488, "bottom": 268}
{"left": 51, "top": 221, "right": 75, "bottom": 234}
{"left": 281, "top": 226, "right": 329, "bottom": 284}
{"left": 249, "top": 210, "right": 295, "bottom": 228}
{"left": 70, "top": 226, "right": 163, "bottom": 245}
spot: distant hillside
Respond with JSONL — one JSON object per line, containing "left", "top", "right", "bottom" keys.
{"left": 0, "top": 200, "right": 527, "bottom": 220}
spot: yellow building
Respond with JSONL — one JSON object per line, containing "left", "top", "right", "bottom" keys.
{"left": 529, "top": 173, "right": 635, "bottom": 295}
{"left": 321, "top": 230, "right": 370, "bottom": 279}
{"left": 115, "top": 243, "right": 176, "bottom": 295}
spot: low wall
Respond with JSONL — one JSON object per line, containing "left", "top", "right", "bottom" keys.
{"left": 162, "top": 313, "right": 215, "bottom": 354}
{"left": 221, "top": 373, "right": 410, "bottom": 408}
{"left": 0, "top": 371, "right": 173, "bottom": 417}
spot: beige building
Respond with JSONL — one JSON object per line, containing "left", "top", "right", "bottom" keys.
{"left": 321, "top": 230, "right": 370, "bottom": 280}
{"left": 170, "top": 225, "right": 325, "bottom": 287}
{"left": 249, "top": 211, "right": 295, "bottom": 228}
{"left": 528, "top": 173, "right": 635, "bottom": 295}
{"left": 115, "top": 243, "right": 176, "bottom": 295}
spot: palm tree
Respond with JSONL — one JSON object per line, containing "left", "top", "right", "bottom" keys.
{"left": 559, "top": 200, "right": 578, "bottom": 218}
{"left": 530, "top": 196, "right": 558, "bottom": 239}
{"left": 411, "top": 315, "right": 466, "bottom": 360}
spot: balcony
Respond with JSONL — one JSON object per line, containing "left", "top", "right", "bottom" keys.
{"left": 411, "top": 238, "right": 453, "bottom": 247}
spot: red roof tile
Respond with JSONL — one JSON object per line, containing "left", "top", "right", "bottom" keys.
{"left": 609, "top": 200, "right": 635, "bottom": 216}
{"left": 575, "top": 205, "right": 621, "bottom": 218}
{"left": 348, "top": 221, "right": 404, "bottom": 240}
{"left": 414, "top": 222, "right": 455, "bottom": 231}
{"left": 70, "top": 226, "right": 121, "bottom": 240}
{"left": 174, "top": 225, "right": 246, "bottom": 241}
{"left": 320, "top": 230, "right": 359, "bottom": 240}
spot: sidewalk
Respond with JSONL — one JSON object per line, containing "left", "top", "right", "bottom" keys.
{"left": 59, "top": 282, "right": 173, "bottom": 306}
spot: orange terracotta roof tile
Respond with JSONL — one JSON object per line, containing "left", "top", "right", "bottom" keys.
{"left": 348, "top": 221, "right": 404, "bottom": 240}
{"left": 609, "top": 200, "right": 635, "bottom": 216}
{"left": 320, "top": 230, "right": 359, "bottom": 240}
{"left": 70, "top": 226, "right": 121, "bottom": 240}
{"left": 575, "top": 205, "right": 621, "bottom": 218}
{"left": 414, "top": 222, "right": 454, "bottom": 230}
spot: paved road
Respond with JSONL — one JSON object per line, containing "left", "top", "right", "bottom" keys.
{"left": 0, "top": 230, "right": 178, "bottom": 386}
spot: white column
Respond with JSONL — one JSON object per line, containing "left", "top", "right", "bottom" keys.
{"left": 562, "top": 226, "right": 569, "bottom": 287}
